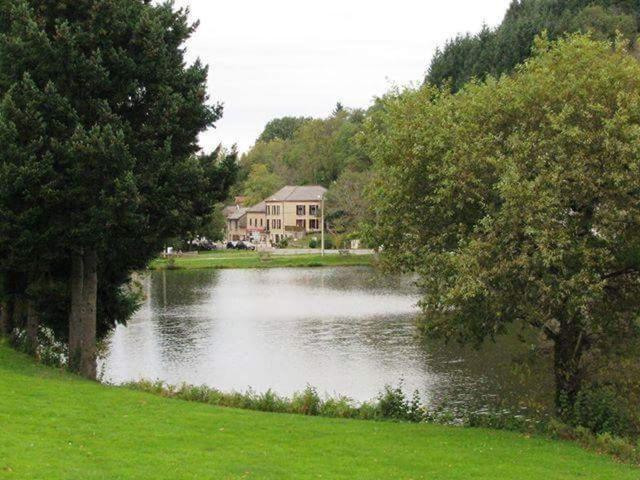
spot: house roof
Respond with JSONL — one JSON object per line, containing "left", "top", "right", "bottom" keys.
{"left": 266, "top": 185, "right": 327, "bottom": 202}
{"left": 222, "top": 205, "right": 238, "bottom": 218}
{"left": 227, "top": 208, "right": 247, "bottom": 221}
{"left": 246, "top": 201, "right": 267, "bottom": 214}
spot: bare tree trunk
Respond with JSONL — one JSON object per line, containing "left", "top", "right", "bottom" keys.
{"left": 12, "top": 297, "right": 26, "bottom": 332}
{"left": 25, "top": 300, "right": 39, "bottom": 356}
{"left": 69, "top": 250, "right": 84, "bottom": 372}
{"left": 81, "top": 249, "right": 98, "bottom": 379}
{"left": 69, "top": 248, "right": 98, "bottom": 380}
{"left": 554, "top": 320, "right": 586, "bottom": 418}
{"left": 0, "top": 300, "right": 8, "bottom": 337}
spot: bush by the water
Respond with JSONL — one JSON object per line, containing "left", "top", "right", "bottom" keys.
{"left": 126, "top": 381, "right": 433, "bottom": 422}
{"left": 571, "top": 384, "right": 633, "bottom": 437}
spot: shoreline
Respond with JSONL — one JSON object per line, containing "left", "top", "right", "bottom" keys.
{"left": 149, "top": 251, "right": 375, "bottom": 271}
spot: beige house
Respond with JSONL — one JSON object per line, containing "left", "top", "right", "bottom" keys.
{"left": 226, "top": 207, "right": 247, "bottom": 241}
{"left": 246, "top": 201, "right": 268, "bottom": 243}
{"left": 265, "top": 186, "right": 327, "bottom": 244}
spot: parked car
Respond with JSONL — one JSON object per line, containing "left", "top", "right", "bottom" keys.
{"left": 199, "top": 241, "right": 217, "bottom": 251}
{"left": 244, "top": 241, "right": 257, "bottom": 251}
{"left": 226, "top": 241, "right": 237, "bottom": 249}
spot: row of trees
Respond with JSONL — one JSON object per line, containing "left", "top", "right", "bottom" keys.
{"left": 366, "top": 35, "right": 640, "bottom": 423}
{"left": 0, "top": 0, "right": 236, "bottom": 378}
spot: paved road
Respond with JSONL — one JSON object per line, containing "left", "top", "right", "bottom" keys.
{"left": 271, "top": 248, "right": 374, "bottom": 256}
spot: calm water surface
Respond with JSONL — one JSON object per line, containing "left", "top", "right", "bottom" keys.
{"left": 102, "top": 267, "right": 552, "bottom": 411}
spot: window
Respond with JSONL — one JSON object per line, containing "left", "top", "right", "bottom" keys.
{"left": 249, "top": 218, "right": 253, "bottom": 227}
{"left": 278, "top": 220, "right": 282, "bottom": 229}
{"left": 267, "top": 205, "right": 271, "bottom": 215}
{"left": 310, "top": 205, "right": 319, "bottom": 216}
{"left": 309, "top": 219, "right": 319, "bottom": 230}
{"left": 266, "top": 220, "right": 270, "bottom": 230}
{"left": 296, "top": 219, "right": 305, "bottom": 229}
{"left": 296, "top": 205, "right": 306, "bottom": 216}
{"left": 260, "top": 219, "right": 263, "bottom": 227}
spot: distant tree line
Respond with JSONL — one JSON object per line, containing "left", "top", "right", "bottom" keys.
{"left": 235, "top": 105, "right": 374, "bottom": 236}
{"left": 0, "top": 0, "right": 236, "bottom": 378}
{"left": 427, "top": 0, "right": 640, "bottom": 91}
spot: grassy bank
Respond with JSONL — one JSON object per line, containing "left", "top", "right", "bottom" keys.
{"left": 1, "top": 342, "right": 637, "bottom": 479}
{"left": 149, "top": 250, "right": 373, "bottom": 270}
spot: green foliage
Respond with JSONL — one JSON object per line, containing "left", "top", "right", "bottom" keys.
{"left": 367, "top": 35, "right": 640, "bottom": 413}
{"left": 275, "top": 237, "right": 290, "bottom": 249}
{"left": 427, "top": 0, "right": 640, "bottom": 91}
{"left": 291, "top": 385, "right": 322, "bottom": 416}
{"left": 325, "top": 169, "right": 373, "bottom": 234}
{"left": 239, "top": 107, "right": 371, "bottom": 196}
{"left": 257, "top": 116, "right": 310, "bottom": 143}
{"left": 572, "top": 385, "right": 632, "bottom": 437}
{"left": 242, "top": 163, "right": 285, "bottom": 206}
{"left": 376, "top": 385, "right": 424, "bottom": 422}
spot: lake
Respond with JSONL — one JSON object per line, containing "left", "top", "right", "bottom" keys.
{"left": 101, "top": 267, "right": 553, "bottom": 413}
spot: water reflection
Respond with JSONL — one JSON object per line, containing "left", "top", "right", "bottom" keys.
{"left": 102, "top": 267, "right": 552, "bottom": 412}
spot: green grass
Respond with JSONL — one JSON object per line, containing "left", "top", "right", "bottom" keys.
{"left": 150, "top": 251, "right": 373, "bottom": 270}
{"left": 0, "top": 341, "right": 637, "bottom": 479}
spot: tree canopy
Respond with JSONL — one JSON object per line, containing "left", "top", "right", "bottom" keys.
{"left": 367, "top": 35, "right": 640, "bottom": 415}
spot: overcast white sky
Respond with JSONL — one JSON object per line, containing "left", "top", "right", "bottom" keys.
{"left": 172, "top": 0, "right": 512, "bottom": 153}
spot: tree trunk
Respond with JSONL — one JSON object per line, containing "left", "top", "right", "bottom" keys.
{"left": 554, "top": 320, "right": 586, "bottom": 418}
{"left": 68, "top": 248, "right": 98, "bottom": 380}
{"left": 25, "top": 299, "right": 39, "bottom": 356}
{"left": 12, "top": 297, "right": 26, "bottom": 332}
{"left": 0, "top": 300, "right": 9, "bottom": 336}
{"left": 68, "top": 250, "right": 83, "bottom": 371}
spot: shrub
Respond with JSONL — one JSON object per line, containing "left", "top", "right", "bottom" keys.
{"left": 376, "top": 384, "right": 424, "bottom": 422}
{"left": 320, "top": 396, "right": 357, "bottom": 418}
{"left": 291, "top": 385, "right": 321, "bottom": 416}
{"left": 572, "top": 384, "right": 631, "bottom": 437}
{"left": 308, "top": 238, "right": 318, "bottom": 249}
{"left": 276, "top": 237, "right": 289, "bottom": 249}
{"left": 256, "top": 389, "right": 288, "bottom": 413}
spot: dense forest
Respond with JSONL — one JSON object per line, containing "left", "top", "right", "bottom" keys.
{"left": 427, "top": 0, "right": 640, "bottom": 90}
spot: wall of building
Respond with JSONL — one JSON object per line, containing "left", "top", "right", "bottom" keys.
{"left": 227, "top": 216, "right": 247, "bottom": 241}
{"left": 266, "top": 201, "right": 322, "bottom": 243}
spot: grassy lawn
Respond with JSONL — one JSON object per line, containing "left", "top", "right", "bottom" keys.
{"left": 150, "top": 251, "right": 373, "bottom": 270}
{"left": 0, "top": 342, "right": 637, "bottom": 479}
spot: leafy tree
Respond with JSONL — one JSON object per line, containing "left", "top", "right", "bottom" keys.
{"left": 257, "top": 116, "right": 310, "bottom": 143}
{"left": 238, "top": 138, "right": 290, "bottom": 188}
{"left": 325, "top": 170, "right": 373, "bottom": 234}
{"left": 367, "top": 35, "right": 640, "bottom": 415}
{"left": 0, "top": 0, "right": 234, "bottom": 377}
{"left": 242, "top": 163, "right": 284, "bottom": 206}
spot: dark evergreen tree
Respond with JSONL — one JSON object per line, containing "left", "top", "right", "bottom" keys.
{"left": 0, "top": 0, "right": 235, "bottom": 377}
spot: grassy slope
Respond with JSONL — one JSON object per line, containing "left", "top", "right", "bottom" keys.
{"left": 150, "top": 251, "right": 373, "bottom": 270}
{"left": 0, "top": 343, "right": 637, "bottom": 479}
